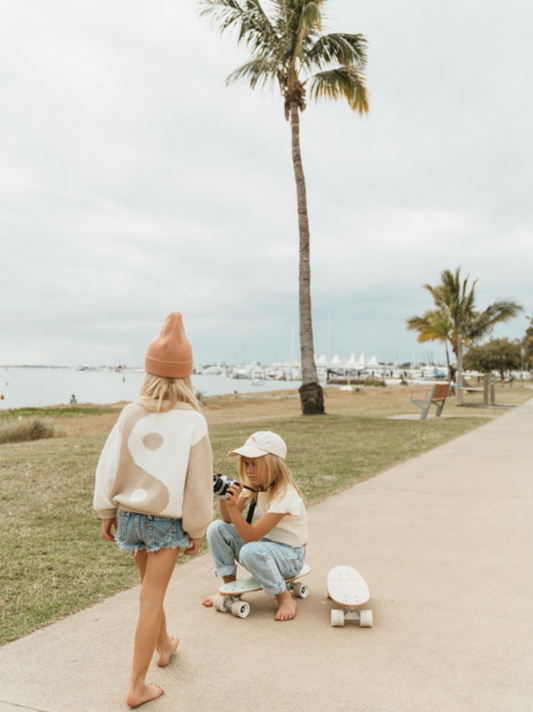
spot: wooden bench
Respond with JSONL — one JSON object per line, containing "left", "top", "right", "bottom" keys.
{"left": 410, "top": 382, "right": 451, "bottom": 420}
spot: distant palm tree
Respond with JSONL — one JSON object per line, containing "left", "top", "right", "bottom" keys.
{"left": 407, "top": 268, "right": 523, "bottom": 363}
{"left": 200, "top": 0, "right": 369, "bottom": 414}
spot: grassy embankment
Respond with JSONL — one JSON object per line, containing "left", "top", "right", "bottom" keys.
{"left": 0, "top": 383, "right": 530, "bottom": 645}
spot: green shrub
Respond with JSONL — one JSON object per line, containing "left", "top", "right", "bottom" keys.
{"left": 0, "top": 418, "right": 63, "bottom": 445}
{"left": 364, "top": 377, "right": 386, "bottom": 387}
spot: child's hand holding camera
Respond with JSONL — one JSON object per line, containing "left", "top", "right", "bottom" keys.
{"left": 225, "top": 481, "right": 244, "bottom": 507}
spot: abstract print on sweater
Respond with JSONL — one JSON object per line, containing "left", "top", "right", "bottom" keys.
{"left": 93, "top": 401, "right": 213, "bottom": 540}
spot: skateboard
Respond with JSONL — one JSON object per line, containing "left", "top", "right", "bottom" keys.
{"left": 327, "top": 565, "right": 373, "bottom": 628}
{"left": 213, "top": 564, "right": 311, "bottom": 618}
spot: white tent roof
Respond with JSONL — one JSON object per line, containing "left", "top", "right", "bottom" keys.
{"left": 345, "top": 353, "right": 358, "bottom": 368}
{"left": 355, "top": 353, "right": 366, "bottom": 367}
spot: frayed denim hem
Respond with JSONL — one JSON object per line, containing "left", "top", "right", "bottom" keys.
{"left": 116, "top": 540, "right": 186, "bottom": 555}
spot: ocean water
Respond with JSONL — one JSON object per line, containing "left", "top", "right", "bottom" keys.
{"left": 0, "top": 367, "right": 301, "bottom": 410}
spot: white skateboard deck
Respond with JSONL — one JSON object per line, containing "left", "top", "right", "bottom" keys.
{"left": 327, "top": 565, "right": 370, "bottom": 606}
{"left": 327, "top": 565, "right": 372, "bottom": 627}
{"left": 219, "top": 564, "right": 311, "bottom": 596}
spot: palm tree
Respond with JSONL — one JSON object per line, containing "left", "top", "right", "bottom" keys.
{"left": 200, "top": 0, "right": 369, "bottom": 414}
{"left": 407, "top": 268, "right": 523, "bottom": 363}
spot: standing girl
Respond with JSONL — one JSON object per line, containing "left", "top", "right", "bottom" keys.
{"left": 202, "top": 431, "right": 308, "bottom": 621}
{"left": 94, "top": 312, "right": 213, "bottom": 708}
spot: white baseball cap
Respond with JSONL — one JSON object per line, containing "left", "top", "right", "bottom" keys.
{"left": 229, "top": 431, "right": 287, "bottom": 460}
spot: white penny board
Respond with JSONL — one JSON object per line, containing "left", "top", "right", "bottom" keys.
{"left": 327, "top": 565, "right": 370, "bottom": 607}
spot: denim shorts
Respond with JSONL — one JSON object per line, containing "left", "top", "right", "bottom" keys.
{"left": 116, "top": 511, "right": 190, "bottom": 553}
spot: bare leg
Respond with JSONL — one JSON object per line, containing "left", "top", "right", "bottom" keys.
{"left": 275, "top": 589, "right": 297, "bottom": 621}
{"left": 134, "top": 550, "right": 179, "bottom": 668}
{"left": 202, "top": 574, "right": 236, "bottom": 607}
{"left": 127, "top": 547, "right": 180, "bottom": 708}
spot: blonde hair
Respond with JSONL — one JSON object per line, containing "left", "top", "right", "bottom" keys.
{"left": 138, "top": 373, "right": 202, "bottom": 413}
{"left": 238, "top": 452, "right": 303, "bottom": 507}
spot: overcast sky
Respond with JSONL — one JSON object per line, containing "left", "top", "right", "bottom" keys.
{"left": 1, "top": 0, "right": 531, "bottom": 368}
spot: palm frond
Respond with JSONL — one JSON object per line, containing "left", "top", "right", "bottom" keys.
{"left": 199, "top": 0, "right": 279, "bottom": 57}
{"left": 307, "top": 67, "right": 369, "bottom": 114}
{"left": 199, "top": 0, "right": 245, "bottom": 33}
{"left": 306, "top": 32, "right": 367, "bottom": 70}
{"left": 242, "top": 0, "right": 279, "bottom": 51}
{"left": 227, "top": 57, "right": 281, "bottom": 89}
{"left": 423, "top": 284, "right": 448, "bottom": 311}
{"left": 300, "top": 1, "right": 322, "bottom": 31}
{"left": 468, "top": 300, "right": 523, "bottom": 342}
{"left": 406, "top": 310, "right": 452, "bottom": 345}
{"left": 406, "top": 316, "right": 437, "bottom": 343}
{"left": 276, "top": 0, "right": 322, "bottom": 59}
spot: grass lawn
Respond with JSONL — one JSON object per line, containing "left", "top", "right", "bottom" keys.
{"left": 1, "top": 383, "right": 531, "bottom": 645}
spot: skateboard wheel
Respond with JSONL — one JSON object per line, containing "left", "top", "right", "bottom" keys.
{"left": 213, "top": 595, "right": 229, "bottom": 612}
{"left": 231, "top": 600, "right": 250, "bottom": 619}
{"left": 331, "top": 609, "right": 345, "bottom": 627}
{"left": 360, "top": 609, "right": 373, "bottom": 627}
{"left": 293, "top": 582, "right": 310, "bottom": 599}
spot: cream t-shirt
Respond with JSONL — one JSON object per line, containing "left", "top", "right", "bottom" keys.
{"left": 255, "top": 484, "right": 308, "bottom": 548}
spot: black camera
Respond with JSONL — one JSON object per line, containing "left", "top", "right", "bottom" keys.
{"left": 212, "top": 474, "right": 239, "bottom": 499}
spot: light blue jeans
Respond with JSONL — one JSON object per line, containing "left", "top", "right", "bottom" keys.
{"left": 206, "top": 520, "right": 306, "bottom": 596}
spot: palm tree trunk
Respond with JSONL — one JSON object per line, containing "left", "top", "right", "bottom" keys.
{"left": 445, "top": 342, "right": 450, "bottom": 371}
{"left": 289, "top": 101, "right": 325, "bottom": 415}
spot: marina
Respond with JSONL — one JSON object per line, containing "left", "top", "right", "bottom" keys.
{"left": 0, "top": 356, "right": 449, "bottom": 410}
{"left": 0, "top": 365, "right": 301, "bottom": 410}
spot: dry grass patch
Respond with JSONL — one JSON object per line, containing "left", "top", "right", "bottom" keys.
{"left": 0, "top": 418, "right": 63, "bottom": 444}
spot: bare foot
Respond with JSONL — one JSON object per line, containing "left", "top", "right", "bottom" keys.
{"left": 202, "top": 593, "right": 217, "bottom": 608}
{"left": 156, "top": 635, "right": 179, "bottom": 667}
{"left": 275, "top": 590, "right": 297, "bottom": 621}
{"left": 202, "top": 576, "right": 236, "bottom": 607}
{"left": 126, "top": 681, "right": 164, "bottom": 708}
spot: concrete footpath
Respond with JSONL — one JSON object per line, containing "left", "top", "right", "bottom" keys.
{"left": 1, "top": 399, "right": 533, "bottom": 712}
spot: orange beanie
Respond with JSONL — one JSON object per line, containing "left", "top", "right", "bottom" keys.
{"left": 144, "top": 312, "right": 194, "bottom": 378}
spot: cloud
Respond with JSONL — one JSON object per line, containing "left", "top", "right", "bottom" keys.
{"left": 1, "top": 0, "right": 531, "bottom": 369}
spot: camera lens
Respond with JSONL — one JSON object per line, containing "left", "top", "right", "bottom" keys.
{"left": 212, "top": 474, "right": 226, "bottom": 496}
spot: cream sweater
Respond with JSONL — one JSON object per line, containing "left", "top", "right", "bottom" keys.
{"left": 93, "top": 400, "right": 213, "bottom": 539}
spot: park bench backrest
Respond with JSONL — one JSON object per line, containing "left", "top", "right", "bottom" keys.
{"left": 431, "top": 383, "right": 450, "bottom": 401}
